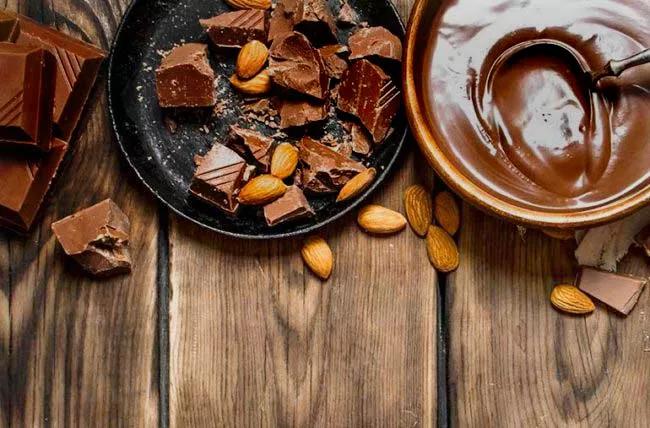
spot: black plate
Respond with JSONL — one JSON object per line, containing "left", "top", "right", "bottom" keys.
{"left": 108, "top": 0, "right": 407, "bottom": 239}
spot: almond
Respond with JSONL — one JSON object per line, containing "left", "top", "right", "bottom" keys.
{"left": 230, "top": 70, "right": 272, "bottom": 95}
{"left": 270, "top": 143, "right": 299, "bottom": 179}
{"left": 238, "top": 174, "right": 287, "bottom": 205}
{"left": 404, "top": 185, "right": 433, "bottom": 237}
{"left": 550, "top": 284, "right": 595, "bottom": 315}
{"left": 337, "top": 168, "right": 377, "bottom": 203}
{"left": 425, "top": 226, "right": 459, "bottom": 272}
{"left": 301, "top": 236, "right": 333, "bottom": 280}
{"left": 434, "top": 191, "right": 460, "bottom": 236}
{"left": 225, "top": 0, "right": 271, "bottom": 10}
{"left": 357, "top": 205, "right": 407, "bottom": 234}
{"left": 236, "top": 41, "right": 269, "bottom": 79}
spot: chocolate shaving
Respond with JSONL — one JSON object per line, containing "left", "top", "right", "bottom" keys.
{"left": 348, "top": 26, "right": 403, "bottom": 62}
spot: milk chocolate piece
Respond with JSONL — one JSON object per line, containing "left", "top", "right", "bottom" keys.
{"left": 293, "top": 0, "right": 338, "bottom": 45}
{"left": 336, "top": 59, "right": 400, "bottom": 143}
{"left": 298, "top": 136, "right": 365, "bottom": 192}
{"left": 156, "top": 43, "right": 215, "bottom": 108}
{"left": 200, "top": 10, "right": 268, "bottom": 48}
{"left": 0, "top": 139, "right": 67, "bottom": 233}
{"left": 279, "top": 97, "right": 328, "bottom": 128}
{"left": 348, "top": 27, "right": 402, "bottom": 62}
{"left": 228, "top": 125, "right": 273, "bottom": 171}
{"left": 190, "top": 143, "right": 248, "bottom": 214}
{"left": 263, "top": 185, "right": 314, "bottom": 226}
{"left": 578, "top": 267, "right": 647, "bottom": 316}
{"left": 337, "top": 2, "right": 358, "bottom": 26}
{"left": 0, "top": 10, "right": 17, "bottom": 41}
{"left": 269, "top": 31, "right": 329, "bottom": 99}
{"left": 0, "top": 43, "right": 56, "bottom": 151}
{"left": 268, "top": 3, "right": 293, "bottom": 43}
{"left": 51, "top": 199, "right": 132, "bottom": 277}
{"left": 635, "top": 225, "right": 650, "bottom": 258}
{"left": 350, "top": 123, "right": 372, "bottom": 156}
{"left": 318, "top": 44, "right": 348, "bottom": 79}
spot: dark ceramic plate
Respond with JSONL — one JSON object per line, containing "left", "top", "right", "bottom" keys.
{"left": 108, "top": 0, "right": 406, "bottom": 239}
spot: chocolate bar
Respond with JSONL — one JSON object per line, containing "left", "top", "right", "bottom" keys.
{"left": 298, "top": 136, "right": 365, "bottom": 192}
{"left": 200, "top": 10, "right": 268, "bottom": 48}
{"left": 348, "top": 27, "right": 402, "bottom": 62}
{"left": 227, "top": 125, "right": 273, "bottom": 171}
{"left": 156, "top": 43, "right": 215, "bottom": 108}
{"left": 578, "top": 267, "right": 647, "bottom": 316}
{"left": 264, "top": 185, "right": 314, "bottom": 226}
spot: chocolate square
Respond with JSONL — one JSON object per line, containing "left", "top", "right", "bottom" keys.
{"left": 578, "top": 267, "right": 647, "bottom": 316}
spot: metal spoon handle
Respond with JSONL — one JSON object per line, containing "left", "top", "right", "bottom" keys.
{"left": 606, "top": 48, "right": 650, "bottom": 77}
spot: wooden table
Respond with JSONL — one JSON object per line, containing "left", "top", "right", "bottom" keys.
{"left": 1, "top": 0, "right": 648, "bottom": 426}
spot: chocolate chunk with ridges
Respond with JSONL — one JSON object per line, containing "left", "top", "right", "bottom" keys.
{"left": 156, "top": 43, "right": 215, "bottom": 108}
{"left": 350, "top": 123, "right": 372, "bottom": 156}
{"left": 0, "top": 43, "right": 56, "bottom": 151}
{"left": 200, "top": 10, "right": 268, "bottom": 48}
{"left": 190, "top": 143, "right": 248, "bottom": 215}
{"left": 348, "top": 27, "right": 402, "bottom": 62}
{"left": 298, "top": 136, "right": 365, "bottom": 193}
{"left": 337, "top": 1, "right": 358, "bottom": 26}
{"left": 279, "top": 97, "right": 328, "bottom": 128}
{"left": 318, "top": 44, "right": 348, "bottom": 79}
{"left": 52, "top": 199, "right": 132, "bottom": 277}
{"left": 0, "top": 10, "right": 17, "bottom": 41}
{"left": 268, "top": 3, "right": 293, "bottom": 43}
{"left": 336, "top": 59, "right": 400, "bottom": 143}
{"left": 269, "top": 31, "right": 329, "bottom": 99}
{"left": 635, "top": 225, "right": 650, "bottom": 258}
{"left": 0, "top": 139, "right": 67, "bottom": 233}
{"left": 293, "top": 0, "right": 338, "bottom": 45}
{"left": 264, "top": 185, "right": 314, "bottom": 226}
{"left": 228, "top": 125, "right": 274, "bottom": 171}
{"left": 578, "top": 267, "right": 647, "bottom": 316}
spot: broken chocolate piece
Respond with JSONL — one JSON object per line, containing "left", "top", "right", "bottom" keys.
{"left": 348, "top": 27, "right": 402, "bottom": 62}
{"left": 268, "top": 3, "right": 293, "bottom": 43}
{"left": 269, "top": 31, "right": 329, "bottom": 100}
{"left": 298, "top": 136, "right": 365, "bottom": 192}
{"left": 279, "top": 97, "right": 328, "bottom": 128}
{"left": 200, "top": 10, "right": 268, "bottom": 48}
{"left": 264, "top": 185, "right": 314, "bottom": 226}
{"left": 337, "top": 1, "right": 358, "bottom": 26}
{"left": 578, "top": 267, "right": 647, "bottom": 316}
{"left": 190, "top": 143, "right": 248, "bottom": 215}
{"left": 156, "top": 43, "right": 215, "bottom": 108}
{"left": 228, "top": 125, "right": 274, "bottom": 171}
{"left": 293, "top": 0, "right": 338, "bottom": 45}
{"left": 0, "top": 10, "right": 17, "bottom": 41}
{"left": 350, "top": 123, "right": 372, "bottom": 156}
{"left": 336, "top": 59, "right": 400, "bottom": 143}
{"left": 318, "top": 44, "right": 348, "bottom": 79}
{"left": 635, "top": 225, "right": 650, "bottom": 258}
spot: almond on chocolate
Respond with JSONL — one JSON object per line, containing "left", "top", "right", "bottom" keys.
{"left": 348, "top": 26, "right": 402, "bottom": 62}
{"left": 200, "top": 10, "right": 268, "bottom": 48}
{"left": 156, "top": 43, "right": 215, "bottom": 108}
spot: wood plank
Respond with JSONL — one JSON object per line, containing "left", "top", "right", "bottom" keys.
{"left": 1, "top": 1, "right": 159, "bottom": 426}
{"left": 448, "top": 206, "right": 650, "bottom": 426}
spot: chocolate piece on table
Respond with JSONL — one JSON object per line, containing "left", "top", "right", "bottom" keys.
{"left": 318, "top": 44, "right": 348, "bottom": 79}
{"left": 156, "top": 43, "right": 215, "bottom": 108}
{"left": 350, "top": 123, "right": 372, "bottom": 156}
{"left": 279, "top": 97, "right": 328, "bottom": 128}
{"left": 200, "top": 10, "right": 268, "bottom": 48}
{"left": 268, "top": 3, "right": 293, "bottom": 43}
{"left": 0, "top": 139, "right": 67, "bottom": 233}
{"left": 578, "top": 267, "right": 647, "bottom": 316}
{"left": 293, "top": 0, "right": 338, "bottom": 45}
{"left": 0, "top": 43, "right": 56, "bottom": 151}
{"left": 190, "top": 143, "right": 248, "bottom": 215}
{"left": 11, "top": 13, "right": 106, "bottom": 141}
{"left": 264, "top": 185, "right": 314, "bottom": 226}
{"left": 635, "top": 225, "right": 650, "bottom": 258}
{"left": 336, "top": 59, "right": 400, "bottom": 143}
{"left": 337, "top": 1, "right": 359, "bottom": 26}
{"left": 0, "top": 10, "right": 17, "bottom": 41}
{"left": 269, "top": 31, "right": 329, "bottom": 100}
{"left": 228, "top": 125, "right": 274, "bottom": 171}
{"left": 51, "top": 199, "right": 132, "bottom": 277}
{"left": 348, "top": 27, "right": 403, "bottom": 62}
{"left": 298, "top": 136, "right": 365, "bottom": 192}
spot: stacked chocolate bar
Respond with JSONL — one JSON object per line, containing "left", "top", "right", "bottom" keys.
{"left": 0, "top": 10, "right": 105, "bottom": 233}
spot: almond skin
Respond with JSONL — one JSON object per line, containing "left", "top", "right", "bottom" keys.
{"left": 404, "top": 185, "right": 433, "bottom": 237}
{"left": 238, "top": 174, "right": 287, "bottom": 205}
{"left": 434, "top": 191, "right": 460, "bottom": 236}
{"left": 301, "top": 236, "right": 333, "bottom": 280}
{"left": 230, "top": 70, "right": 272, "bottom": 95}
{"left": 357, "top": 205, "right": 407, "bottom": 234}
{"left": 425, "top": 226, "right": 459, "bottom": 272}
{"left": 550, "top": 285, "right": 595, "bottom": 315}
{"left": 225, "top": 0, "right": 271, "bottom": 10}
{"left": 270, "top": 143, "right": 299, "bottom": 180}
{"left": 237, "top": 41, "right": 269, "bottom": 79}
{"left": 337, "top": 168, "right": 377, "bottom": 203}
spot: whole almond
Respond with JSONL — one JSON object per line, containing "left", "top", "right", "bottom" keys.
{"left": 337, "top": 168, "right": 377, "bottom": 203}
{"left": 238, "top": 174, "right": 287, "bottom": 205}
{"left": 404, "top": 185, "right": 433, "bottom": 237}
{"left": 301, "top": 236, "right": 333, "bottom": 280}
{"left": 237, "top": 41, "right": 269, "bottom": 79}
{"left": 425, "top": 226, "right": 459, "bottom": 272}
{"left": 230, "top": 70, "right": 272, "bottom": 95}
{"left": 550, "top": 284, "right": 595, "bottom": 315}
{"left": 270, "top": 143, "right": 299, "bottom": 179}
{"left": 357, "top": 205, "right": 407, "bottom": 234}
{"left": 434, "top": 191, "right": 460, "bottom": 236}
{"left": 225, "top": 0, "right": 271, "bottom": 10}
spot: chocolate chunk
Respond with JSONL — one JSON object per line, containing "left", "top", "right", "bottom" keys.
{"left": 279, "top": 0, "right": 299, "bottom": 15}
{"left": 228, "top": 125, "right": 274, "bottom": 171}
{"left": 298, "top": 136, "right": 365, "bottom": 192}
{"left": 52, "top": 199, "right": 132, "bottom": 277}
{"left": 263, "top": 185, "right": 314, "bottom": 226}
{"left": 0, "top": 43, "right": 56, "bottom": 151}
{"left": 0, "top": 10, "right": 17, "bottom": 41}
{"left": 635, "top": 225, "right": 650, "bottom": 258}
{"left": 156, "top": 43, "right": 215, "bottom": 108}
{"left": 269, "top": 31, "right": 329, "bottom": 99}
{"left": 336, "top": 59, "right": 400, "bottom": 143}
{"left": 348, "top": 27, "right": 402, "bottom": 62}
{"left": 337, "top": 1, "right": 358, "bottom": 26}
{"left": 350, "top": 123, "right": 372, "bottom": 156}
{"left": 318, "top": 44, "right": 348, "bottom": 79}
{"left": 268, "top": 3, "right": 293, "bottom": 43}
{"left": 279, "top": 97, "right": 328, "bottom": 128}
{"left": 293, "top": 0, "right": 338, "bottom": 45}
{"left": 190, "top": 143, "right": 248, "bottom": 215}
{"left": 200, "top": 10, "right": 268, "bottom": 48}
{"left": 0, "top": 139, "right": 67, "bottom": 233}
{"left": 578, "top": 267, "right": 647, "bottom": 316}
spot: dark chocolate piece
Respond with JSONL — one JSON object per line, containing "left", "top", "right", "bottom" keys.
{"left": 279, "top": 97, "right": 328, "bottom": 128}
{"left": 337, "top": 1, "right": 358, "bottom": 26}
{"left": 190, "top": 143, "right": 248, "bottom": 215}
{"left": 318, "top": 44, "right": 348, "bottom": 79}
{"left": 0, "top": 43, "right": 55, "bottom": 151}
{"left": 293, "top": 0, "right": 338, "bottom": 45}
{"left": 156, "top": 43, "right": 215, "bottom": 108}
{"left": 268, "top": 3, "right": 293, "bottom": 43}
{"left": 200, "top": 10, "right": 268, "bottom": 48}
{"left": 298, "top": 136, "right": 365, "bottom": 192}
{"left": 348, "top": 27, "right": 402, "bottom": 62}
{"left": 264, "top": 185, "right": 314, "bottom": 226}
{"left": 635, "top": 225, "right": 650, "bottom": 258}
{"left": 0, "top": 10, "right": 17, "bottom": 41}
{"left": 578, "top": 267, "right": 647, "bottom": 316}
{"left": 269, "top": 31, "right": 329, "bottom": 100}
{"left": 350, "top": 123, "right": 372, "bottom": 156}
{"left": 336, "top": 59, "right": 400, "bottom": 143}
{"left": 0, "top": 139, "right": 67, "bottom": 233}
{"left": 51, "top": 199, "right": 132, "bottom": 277}
{"left": 228, "top": 125, "right": 273, "bottom": 171}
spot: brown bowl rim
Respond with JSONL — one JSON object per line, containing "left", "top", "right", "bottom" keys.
{"left": 403, "top": 0, "right": 650, "bottom": 229}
